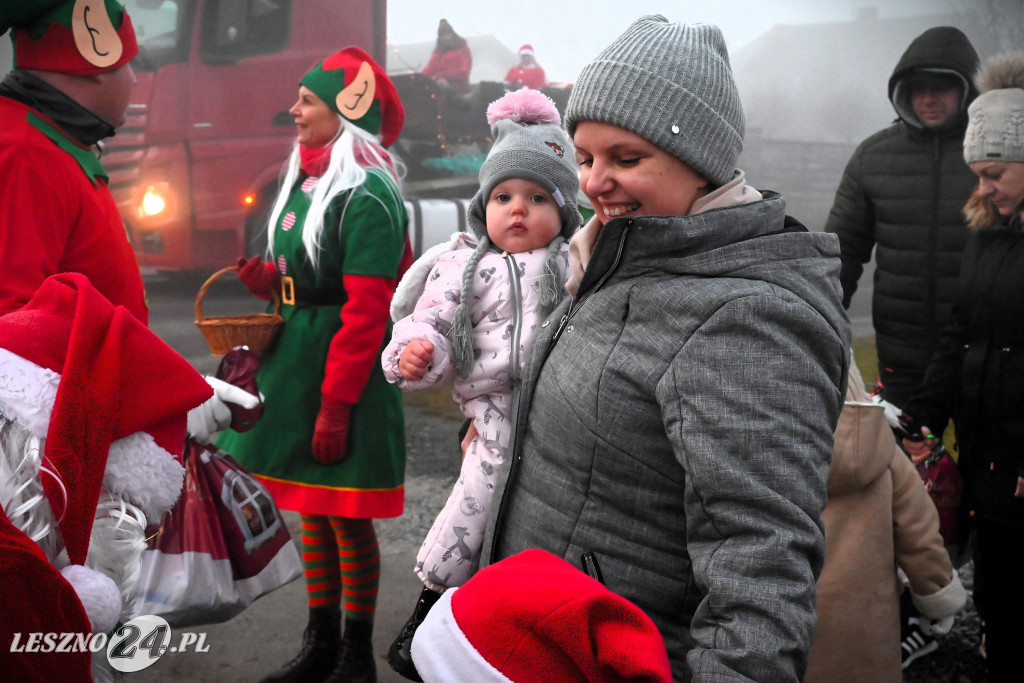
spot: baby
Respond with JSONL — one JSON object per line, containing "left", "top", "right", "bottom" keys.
{"left": 381, "top": 88, "right": 581, "bottom": 679}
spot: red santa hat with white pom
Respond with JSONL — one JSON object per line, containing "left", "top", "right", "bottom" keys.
{"left": 0, "top": 273, "right": 211, "bottom": 638}
{"left": 411, "top": 549, "right": 673, "bottom": 682}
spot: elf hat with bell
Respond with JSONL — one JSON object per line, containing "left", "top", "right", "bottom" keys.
{"left": 5, "top": 0, "right": 138, "bottom": 76}
{"left": 0, "top": 273, "right": 212, "bottom": 566}
{"left": 300, "top": 46, "right": 405, "bottom": 148}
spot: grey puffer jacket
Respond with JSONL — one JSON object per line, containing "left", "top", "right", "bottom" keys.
{"left": 824, "top": 26, "right": 978, "bottom": 403}
{"left": 487, "top": 193, "right": 850, "bottom": 682}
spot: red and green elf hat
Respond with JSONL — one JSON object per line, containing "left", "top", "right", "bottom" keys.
{"left": 300, "top": 46, "right": 404, "bottom": 148}
{"left": 6, "top": 0, "right": 138, "bottom": 76}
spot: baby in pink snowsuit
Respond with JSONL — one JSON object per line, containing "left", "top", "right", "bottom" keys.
{"left": 381, "top": 88, "right": 581, "bottom": 677}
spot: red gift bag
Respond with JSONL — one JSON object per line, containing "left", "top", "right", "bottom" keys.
{"left": 916, "top": 445, "right": 963, "bottom": 548}
{"left": 132, "top": 347, "right": 301, "bottom": 627}
{"left": 132, "top": 441, "right": 302, "bottom": 627}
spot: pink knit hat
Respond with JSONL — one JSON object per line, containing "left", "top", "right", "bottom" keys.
{"left": 410, "top": 549, "right": 673, "bottom": 682}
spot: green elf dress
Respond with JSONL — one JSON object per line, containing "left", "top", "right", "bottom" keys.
{"left": 218, "top": 164, "right": 409, "bottom": 519}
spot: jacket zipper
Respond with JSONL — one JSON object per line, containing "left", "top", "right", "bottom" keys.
{"left": 553, "top": 221, "right": 632, "bottom": 341}
{"left": 488, "top": 221, "right": 632, "bottom": 563}
{"left": 504, "top": 251, "right": 524, "bottom": 384}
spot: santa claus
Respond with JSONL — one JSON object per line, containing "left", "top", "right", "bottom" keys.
{"left": 0, "top": 273, "right": 251, "bottom": 681}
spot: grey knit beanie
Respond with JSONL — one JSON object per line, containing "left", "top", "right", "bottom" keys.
{"left": 565, "top": 15, "right": 744, "bottom": 187}
{"left": 964, "top": 52, "right": 1024, "bottom": 164}
{"left": 468, "top": 89, "right": 582, "bottom": 239}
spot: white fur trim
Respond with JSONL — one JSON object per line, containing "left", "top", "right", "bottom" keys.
{"left": 411, "top": 588, "right": 512, "bottom": 683}
{"left": 391, "top": 233, "right": 465, "bottom": 322}
{"left": 61, "top": 564, "right": 121, "bottom": 634}
{"left": 912, "top": 569, "right": 968, "bottom": 620}
{"left": 0, "top": 347, "right": 59, "bottom": 438}
{"left": 103, "top": 432, "right": 185, "bottom": 523}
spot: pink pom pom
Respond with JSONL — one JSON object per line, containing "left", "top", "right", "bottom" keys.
{"left": 486, "top": 88, "right": 561, "bottom": 127}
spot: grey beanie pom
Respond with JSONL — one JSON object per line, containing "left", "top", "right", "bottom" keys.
{"left": 564, "top": 15, "right": 745, "bottom": 187}
{"left": 964, "top": 51, "right": 1024, "bottom": 165}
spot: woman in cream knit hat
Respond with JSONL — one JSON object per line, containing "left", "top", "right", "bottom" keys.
{"left": 900, "top": 51, "right": 1024, "bottom": 683}
{"left": 484, "top": 15, "right": 850, "bottom": 681}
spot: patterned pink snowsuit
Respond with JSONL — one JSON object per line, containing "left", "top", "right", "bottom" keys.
{"left": 383, "top": 233, "right": 568, "bottom": 589}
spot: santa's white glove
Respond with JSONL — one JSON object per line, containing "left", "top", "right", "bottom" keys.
{"left": 187, "top": 376, "right": 261, "bottom": 445}
{"left": 919, "top": 615, "right": 955, "bottom": 636}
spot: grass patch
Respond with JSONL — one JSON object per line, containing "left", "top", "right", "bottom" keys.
{"left": 851, "top": 335, "right": 956, "bottom": 455}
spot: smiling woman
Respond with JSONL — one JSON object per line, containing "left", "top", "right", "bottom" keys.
{"left": 215, "top": 47, "right": 411, "bottom": 683}
{"left": 486, "top": 15, "right": 851, "bottom": 682}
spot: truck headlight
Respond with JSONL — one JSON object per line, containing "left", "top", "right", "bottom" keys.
{"left": 139, "top": 183, "right": 170, "bottom": 218}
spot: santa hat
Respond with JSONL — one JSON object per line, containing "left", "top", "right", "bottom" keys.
{"left": 518, "top": 44, "right": 535, "bottom": 57}
{"left": 0, "top": 273, "right": 212, "bottom": 567}
{"left": 300, "top": 46, "right": 405, "bottom": 148}
{"left": 6, "top": 0, "right": 138, "bottom": 76}
{"left": 411, "top": 549, "right": 673, "bottom": 682}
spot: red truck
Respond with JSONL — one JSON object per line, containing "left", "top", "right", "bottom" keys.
{"left": 104, "top": 0, "right": 387, "bottom": 271}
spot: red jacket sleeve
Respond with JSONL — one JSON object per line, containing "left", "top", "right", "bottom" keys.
{"left": 321, "top": 274, "right": 394, "bottom": 404}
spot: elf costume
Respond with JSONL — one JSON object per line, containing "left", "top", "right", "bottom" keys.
{"left": 217, "top": 48, "right": 409, "bottom": 683}
{"left": 0, "top": 0, "right": 146, "bottom": 321}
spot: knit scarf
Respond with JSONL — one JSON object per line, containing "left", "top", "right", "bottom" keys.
{"left": 299, "top": 144, "right": 332, "bottom": 176}
{"left": 0, "top": 70, "right": 114, "bottom": 146}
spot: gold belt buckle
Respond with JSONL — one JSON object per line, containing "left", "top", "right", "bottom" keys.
{"left": 281, "top": 276, "right": 295, "bottom": 305}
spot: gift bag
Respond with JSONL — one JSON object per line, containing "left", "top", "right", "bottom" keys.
{"left": 132, "top": 441, "right": 302, "bottom": 627}
{"left": 132, "top": 347, "right": 301, "bottom": 626}
{"left": 916, "top": 445, "right": 964, "bottom": 548}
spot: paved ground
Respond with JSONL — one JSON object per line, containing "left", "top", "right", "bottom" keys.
{"left": 125, "top": 270, "right": 877, "bottom": 681}
{"left": 133, "top": 402, "right": 461, "bottom": 682}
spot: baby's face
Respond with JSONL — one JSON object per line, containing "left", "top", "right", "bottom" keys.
{"left": 485, "top": 178, "right": 562, "bottom": 254}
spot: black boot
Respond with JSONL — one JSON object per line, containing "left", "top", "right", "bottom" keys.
{"left": 261, "top": 605, "right": 341, "bottom": 683}
{"left": 325, "top": 617, "right": 376, "bottom": 683}
{"left": 386, "top": 587, "right": 442, "bottom": 682}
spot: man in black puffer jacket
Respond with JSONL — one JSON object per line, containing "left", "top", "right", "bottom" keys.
{"left": 825, "top": 26, "right": 979, "bottom": 408}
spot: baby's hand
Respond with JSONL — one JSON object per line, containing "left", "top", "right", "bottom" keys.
{"left": 399, "top": 340, "right": 434, "bottom": 381}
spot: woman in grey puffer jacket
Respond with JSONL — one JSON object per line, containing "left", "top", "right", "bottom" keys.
{"left": 484, "top": 16, "right": 851, "bottom": 683}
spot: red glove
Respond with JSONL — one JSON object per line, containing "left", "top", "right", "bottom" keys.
{"left": 312, "top": 400, "right": 353, "bottom": 464}
{"left": 237, "top": 256, "right": 281, "bottom": 300}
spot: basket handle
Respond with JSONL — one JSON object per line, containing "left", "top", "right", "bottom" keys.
{"left": 195, "top": 265, "right": 282, "bottom": 323}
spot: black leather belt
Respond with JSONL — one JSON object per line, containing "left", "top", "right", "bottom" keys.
{"left": 281, "top": 276, "right": 347, "bottom": 307}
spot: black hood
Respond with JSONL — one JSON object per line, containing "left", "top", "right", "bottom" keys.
{"left": 887, "top": 26, "right": 980, "bottom": 131}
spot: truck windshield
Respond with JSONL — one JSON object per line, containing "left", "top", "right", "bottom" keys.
{"left": 126, "top": 0, "right": 193, "bottom": 71}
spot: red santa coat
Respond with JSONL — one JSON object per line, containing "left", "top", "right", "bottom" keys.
{"left": 0, "top": 97, "right": 148, "bottom": 323}
{"left": 504, "top": 65, "right": 546, "bottom": 91}
{"left": 0, "top": 508, "right": 93, "bottom": 682}
{"left": 421, "top": 45, "right": 472, "bottom": 91}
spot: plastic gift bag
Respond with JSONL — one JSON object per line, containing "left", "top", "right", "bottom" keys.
{"left": 132, "top": 442, "right": 302, "bottom": 626}
{"left": 916, "top": 445, "right": 963, "bottom": 548}
{"left": 132, "top": 347, "right": 301, "bottom": 626}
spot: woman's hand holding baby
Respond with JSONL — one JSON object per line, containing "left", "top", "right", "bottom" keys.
{"left": 399, "top": 340, "right": 434, "bottom": 380}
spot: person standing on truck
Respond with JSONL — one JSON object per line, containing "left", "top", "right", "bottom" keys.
{"left": 420, "top": 18, "right": 471, "bottom": 92}
{"left": 503, "top": 44, "right": 547, "bottom": 91}
{"left": 222, "top": 47, "right": 411, "bottom": 683}
{"left": 0, "top": 0, "right": 146, "bottom": 322}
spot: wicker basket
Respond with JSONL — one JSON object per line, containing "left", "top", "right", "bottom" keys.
{"left": 195, "top": 266, "right": 284, "bottom": 357}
